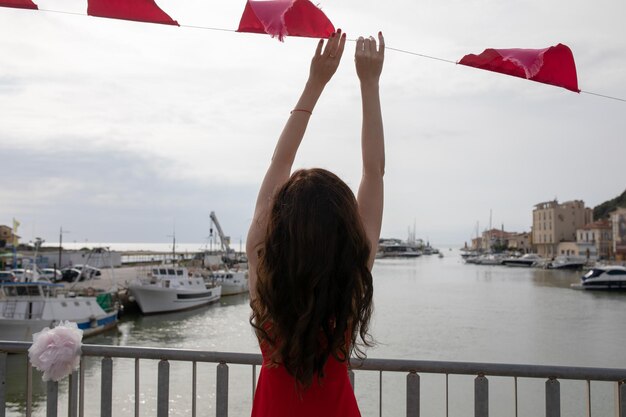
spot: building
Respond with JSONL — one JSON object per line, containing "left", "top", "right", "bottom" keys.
{"left": 532, "top": 200, "right": 593, "bottom": 258}
{"left": 507, "top": 232, "right": 531, "bottom": 253}
{"left": 480, "top": 228, "right": 515, "bottom": 252}
{"left": 610, "top": 207, "right": 626, "bottom": 261}
{"left": 0, "top": 225, "right": 19, "bottom": 248}
{"left": 576, "top": 219, "right": 612, "bottom": 260}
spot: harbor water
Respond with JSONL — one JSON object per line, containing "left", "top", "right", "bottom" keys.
{"left": 5, "top": 249, "right": 626, "bottom": 416}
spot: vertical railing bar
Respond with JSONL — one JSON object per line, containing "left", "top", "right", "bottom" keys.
{"left": 68, "top": 371, "right": 78, "bottom": 417}
{"left": 134, "top": 359, "right": 140, "bottom": 417}
{"left": 545, "top": 378, "right": 560, "bottom": 417}
{"left": 216, "top": 363, "right": 229, "bottom": 417}
{"left": 406, "top": 372, "right": 419, "bottom": 417}
{"left": 514, "top": 377, "right": 518, "bottom": 417}
{"left": 26, "top": 358, "right": 33, "bottom": 417}
{"left": 101, "top": 357, "right": 113, "bottom": 417}
{"left": 252, "top": 364, "right": 256, "bottom": 400}
{"left": 79, "top": 358, "right": 85, "bottom": 417}
{"left": 618, "top": 381, "right": 626, "bottom": 417}
{"left": 475, "top": 374, "right": 488, "bottom": 417}
{"left": 587, "top": 380, "right": 592, "bottom": 417}
{"left": 0, "top": 352, "right": 7, "bottom": 417}
{"left": 349, "top": 369, "right": 355, "bottom": 391}
{"left": 445, "top": 374, "right": 449, "bottom": 417}
{"left": 379, "top": 370, "right": 383, "bottom": 417}
{"left": 157, "top": 360, "right": 170, "bottom": 417}
{"left": 192, "top": 361, "right": 197, "bottom": 417}
{"left": 46, "top": 381, "right": 58, "bottom": 417}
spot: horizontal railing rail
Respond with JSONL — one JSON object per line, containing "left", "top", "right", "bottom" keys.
{"left": 1, "top": 340, "right": 625, "bottom": 417}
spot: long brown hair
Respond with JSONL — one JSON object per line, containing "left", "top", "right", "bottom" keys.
{"left": 251, "top": 168, "right": 374, "bottom": 388}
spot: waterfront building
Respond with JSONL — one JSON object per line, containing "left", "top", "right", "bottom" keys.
{"left": 471, "top": 236, "right": 482, "bottom": 251}
{"left": 480, "top": 228, "right": 515, "bottom": 252}
{"left": 610, "top": 207, "right": 626, "bottom": 261}
{"left": 0, "top": 225, "right": 19, "bottom": 248}
{"left": 507, "top": 232, "right": 531, "bottom": 253}
{"left": 531, "top": 200, "right": 593, "bottom": 258}
{"left": 576, "top": 219, "right": 612, "bottom": 260}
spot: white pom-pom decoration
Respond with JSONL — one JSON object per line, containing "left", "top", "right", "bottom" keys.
{"left": 28, "top": 321, "right": 83, "bottom": 382}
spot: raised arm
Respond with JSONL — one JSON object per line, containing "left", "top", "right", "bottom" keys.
{"left": 247, "top": 30, "right": 347, "bottom": 298}
{"left": 355, "top": 32, "right": 385, "bottom": 269}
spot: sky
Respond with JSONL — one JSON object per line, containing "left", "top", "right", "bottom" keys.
{"left": 1, "top": 0, "right": 625, "bottom": 248}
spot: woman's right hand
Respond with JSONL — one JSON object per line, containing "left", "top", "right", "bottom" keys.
{"left": 355, "top": 32, "right": 385, "bottom": 85}
{"left": 308, "top": 29, "right": 347, "bottom": 88}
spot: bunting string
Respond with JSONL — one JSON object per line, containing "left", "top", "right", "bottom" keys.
{"left": 3, "top": 5, "right": 625, "bottom": 103}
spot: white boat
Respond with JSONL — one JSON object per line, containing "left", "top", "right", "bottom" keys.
{"left": 476, "top": 254, "right": 506, "bottom": 265}
{"left": 578, "top": 266, "right": 626, "bottom": 290}
{"left": 376, "top": 240, "right": 421, "bottom": 258}
{"left": 0, "top": 282, "right": 118, "bottom": 342}
{"left": 502, "top": 254, "right": 543, "bottom": 267}
{"left": 129, "top": 266, "right": 221, "bottom": 314}
{"left": 547, "top": 256, "right": 587, "bottom": 270}
{"left": 206, "top": 270, "right": 248, "bottom": 296}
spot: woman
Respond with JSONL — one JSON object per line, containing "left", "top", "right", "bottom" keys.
{"left": 246, "top": 29, "right": 385, "bottom": 416}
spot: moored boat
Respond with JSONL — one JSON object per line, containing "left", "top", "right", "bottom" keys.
{"left": 547, "top": 256, "right": 587, "bottom": 270}
{"left": 578, "top": 265, "right": 626, "bottom": 290}
{"left": 502, "top": 253, "right": 543, "bottom": 267}
{"left": 129, "top": 266, "right": 221, "bottom": 314}
{"left": 206, "top": 270, "right": 248, "bottom": 296}
{"left": 0, "top": 282, "right": 118, "bottom": 342}
{"left": 376, "top": 239, "right": 421, "bottom": 258}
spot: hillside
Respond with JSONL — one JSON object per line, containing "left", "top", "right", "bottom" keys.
{"left": 594, "top": 189, "right": 626, "bottom": 220}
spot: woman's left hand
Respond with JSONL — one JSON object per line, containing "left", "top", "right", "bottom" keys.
{"left": 308, "top": 29, "right": 347, "bottom": 88}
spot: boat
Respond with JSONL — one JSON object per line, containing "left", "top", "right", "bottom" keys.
{"left": 129, "top": 266, "right": 221, "bottom": 314}
{"left": 475, "top": 254, "right": 506, "bottom": 265}
{"left": 502, "top": 254, "right": 543, "bottom": 267}
{"left": 578, "top": 265, "right": 626, "bottom": 290}
{"left": 547, "top": 256, "right": 587, "bottom": 270}
{"left": 206, "top": 270, "right": 248, "bottom": 296}
{"left": 376, "top": 239, "right": 421, "bottom": 258}
{"left": 0, "top": 281, "right": 118, "bottom": 342}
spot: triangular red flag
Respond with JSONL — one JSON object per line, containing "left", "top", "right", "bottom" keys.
{"left": 237, "top": 0, "right": 335, "bottom": 41}
{"left": 0, "top": 0, "right": 38, "bottom": 10}
{"left": 458, "top": 44, "right": 579, "bottom": 92}
{"left": 87, "top": 0, "right": 178, "bottom": 26}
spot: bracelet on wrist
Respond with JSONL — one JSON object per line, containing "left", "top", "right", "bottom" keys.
{"left": 290, "top": 109, "right": 312, "bottom": 115}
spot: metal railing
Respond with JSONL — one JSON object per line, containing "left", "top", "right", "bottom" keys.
{"left": 1, "top": 341, "right": 625, "bottom": 417}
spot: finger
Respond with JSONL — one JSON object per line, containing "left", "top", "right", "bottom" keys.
{"left": 314, "top": 38, "right": 324, "bottom": 57}
{"left": 328, "top": 28, "right": 342, "bottom": 57}
{"left": 322, "top": 32, "right": 336, "bottom": 56}
{"left": 363, "top": 37, "right": 372, "bottom": 57}
{"left": 335, "top": 32, "right": 347, "bottom": 59}
{"left": 355, "top": 36, "right": 365, "bottom": 56}
{"left": 378, "top": 31, "right": 385, "bottom": 55}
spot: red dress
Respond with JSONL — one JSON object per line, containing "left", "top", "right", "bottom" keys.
{"left": 251, "top": 343, "right": 361, "bottom": 417}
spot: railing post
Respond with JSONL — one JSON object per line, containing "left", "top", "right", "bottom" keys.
{"left": 134, "top": 359, "right": 140, "bottom": 417}
{"left": 216, "top": 363, "right": 229, "bottom": 417}
{"left": 26, "top": 360, "right": 32, "bottom": 417}
{"left": 475, "top": 375, "right": 488, "bottom": 417}
{"left": 0, "top": 352, "right": 6, "bottom": 417}
{"left": 349, "top": 369, "right": 355, "bottom": 390}
{"left": 618, "top": 381, "right": 626, "bottom": 417}
{"left": 545, "top": 378, "right": 560, "bottom": 417}
{"left": 406, "top": 372, "right": 420, "bottom": 417}
{"left": 68, "top": 371, "right": 78, "bottom": 417}
{"left": 158, "top": 360, "right": 170, "bottom": 417}
{"left": 101, "top": 357, "right": 113, "bottom": 417}
{"left": 46, "top": 381, "right": 58, "bottom": 417}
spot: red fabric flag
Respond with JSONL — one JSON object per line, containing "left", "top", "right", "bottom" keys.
{"left": 458, "top": 44, "right": 579, "bottom": 92}
{"left": 237, "top": 0, "right": 335, "bottom": 41}
{"left": 87, "top": 0, "right": 178, "bottom": 26}
{"left": 0, "top": 0, "right": 38, "bottom": 10}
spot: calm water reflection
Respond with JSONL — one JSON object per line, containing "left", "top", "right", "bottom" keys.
{"left": 6, "top": 250, "right": 626, "bottom": 416}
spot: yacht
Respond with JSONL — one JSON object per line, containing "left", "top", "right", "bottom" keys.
{"left": 579, "top": 266, "right": 626, "bottom": 290}
{"left": 206, "top": 270, "right": 248, "bottom": 296}
{"left": 129, "top": 266, "right": 221, "bottom": 314}
{"left": 376, "top": 239, "right": 421, "bottom": 258}
{"left": 0, "top": 281, "right": 118, "bottom": 342}
{"left": 502, "top": 253, "right": 543, "bottom": 267}
{"left": 547, "top": 256, "right": 587, "bottom": 270}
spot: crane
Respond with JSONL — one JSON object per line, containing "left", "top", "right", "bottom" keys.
{"left": 209, "top": 211, "right": 232, "bottom": 253}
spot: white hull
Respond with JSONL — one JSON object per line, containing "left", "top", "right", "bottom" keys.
{"left": 130, "top": 284, "right": 221, "bottom": 314}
